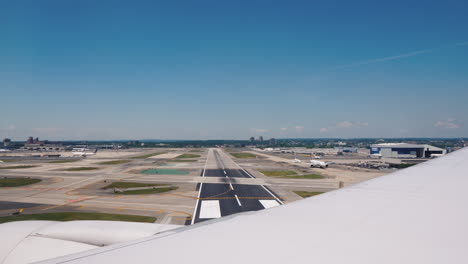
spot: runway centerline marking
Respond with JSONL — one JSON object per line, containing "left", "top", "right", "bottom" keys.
{"left": 234, "top": 195, "right": 242, "bottom": 207}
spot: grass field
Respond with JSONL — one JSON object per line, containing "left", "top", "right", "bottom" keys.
{"left": 170, "top": 159, "right": 197, "bottom": 163}
{"left": 102, "top": 181, "right": 166, "bottom": 189}
{"left": 0, "top": 178, "right": 42, "bottom": 187}
{"left": 294, "top": 191, "right": 324, "bottom": 198}
{"left": 141, "top": 168, "right": 189, "bottom": 175}
{"left": 260, "top": 170, "right": 297, "bottom": 176}
{"left": 284, "top": 174, "right": 324, "bottom": 179}
{"left": 0, "top": 165, "right": 37, "bottom": 170}
{"left": 118, "top": 186, "right": 178, "bottom": 195}
{"left": 189, "top": 149, "right": 203, "bottom": 152}
{"left": 175, "top": 154, "right": 200, "bottom": 159}
{"left": 97, "top": 160, "right": 132, "bottom": 165}
{"left": 48, "top": 160, "right": 80, "bottom": 163}
{"left": 230, "top": 153, "right": 257, "bottom": 158}
{"left": 0, "top": 159, "right": 19, "bottom": 163}
{"left": 132, "top": 152, "right": 166, "bottom": 159}
{"left": 0, "top": 212, "right": 156, "bottom": 224}
{"left": 61, "top": 167, "right": 100, "bottom": 171}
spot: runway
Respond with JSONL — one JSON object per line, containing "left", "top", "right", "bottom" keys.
{"left": 191, "top": 149, "right": 283, "bottom": 224}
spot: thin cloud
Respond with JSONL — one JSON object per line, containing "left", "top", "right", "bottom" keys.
{"left": 294, "top": 126, "right": 304, "bottom": 132}
{"left": 0, "top": 125, "right": 16, "bottom": 132}
{"left": 319, "top": 127, "right": 329, "bottom": 133}
{"left": 34, "top": 127, "right": 63, "bottom": 133}
{"left": 455, "top": 41, "right": 468, "bottom": 46}
{"left": 337, "top": 49, "right": 433, "bottom": 69}
{"left": 434, "top": 119, "right": 460, "bottom": 129}
{"left": 336, "top": 41, "right": 468, "bottom": 69}
{"left": 251, "top": 128, "right": 268, "bottom": 134}
{"left": 320, "top": 121, "right": 368, "bottom": 133}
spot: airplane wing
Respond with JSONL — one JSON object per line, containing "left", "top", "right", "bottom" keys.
{"left": 4, "top": 147, "right": 468, "bottom": 264}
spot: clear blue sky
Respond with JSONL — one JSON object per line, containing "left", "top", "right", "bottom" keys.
{"left": 1, "top": 0, "right": 467, "bottom": 140}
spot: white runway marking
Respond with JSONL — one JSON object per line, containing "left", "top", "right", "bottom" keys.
{"left": 199, "top": 200, "right": 221, "bottom": 219}
{"left": 259, "top": 200, "right": 280, "bottom": 209}
{"left": 235, "top": 195, "right": 242, "bottom": 206}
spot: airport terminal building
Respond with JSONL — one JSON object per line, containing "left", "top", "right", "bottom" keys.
{"left": 370, "top": 143, "right": 446, "bottom": 158}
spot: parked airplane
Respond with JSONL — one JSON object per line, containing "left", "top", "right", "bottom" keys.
{"left": 369, "top": 153, "right": 382, "bottom": 159}
{"left": 1, "top": 148, "right": 467, "bottom": 264}
{"left": 72, "top": 148, "right": 98, "bottom": 157}
{"left": 309, "top": 159, "right": 329, "bottom": 168}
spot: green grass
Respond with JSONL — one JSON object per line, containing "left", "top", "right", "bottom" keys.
{"left": 118, "top": 186, "right": 178, "bottom": 195}
{"left": 230, "top": 153, "right": 257, "bottom": 158}
{"left": 175, "top": 154, "right": 200, "bottom": 159}
{"left": 141, "top": 168, "right": 189, "bottom": 175}
{"left": 48, "top": 159, "right": 80, "bottom": 163}
{"left": 132, "top": 152, "right": 166, "bottom": 159}
{"left": 0, "top": 212, "right": 156, "bottom": 224}
{"left": 189, "top": 149, "right": 203, "bottom": 152}
{"left": 260, "top": 170, "right": 297, "bottom": 176}
{"left": 170, "top": 159, "right": 197, "bottom": 162}
{"left": 0, "top": 159, "right": 19, "bottom": 163}
{"left": 102, "top": 181, "right": 166, "bottom": 189}
{"left": 61, "top": 167, "right": 100, "bottom": 171}
{"left": 0, "top": 165, "right": 37, "bottom": 170}
{"left": 0, "top": 178, "right": 42, "bottom": 187}
{"left": 283, "top": 174, "right": 324, "bottom": 179}
{"left": 97, "top": 160, "right": 132, "bottom": 165}
{"left": 294, "top": 191, "right": 324, "bottom": 198}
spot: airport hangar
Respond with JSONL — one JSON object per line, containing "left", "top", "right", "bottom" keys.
{"left": 370, "top": 143, "right": 446, "bottom": 158}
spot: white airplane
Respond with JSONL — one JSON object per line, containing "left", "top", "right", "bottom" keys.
{"left": 369, "top": 153, "right": 382, "bottom": 159}
{"left": 0, "top": 149, "right": 10, "bottom": 152}
{"left": 72, "top": 148, "right": 98, "bottom": 157}
{"left": 309, "top": 159, "right": 329, "bottom": 168}
{"left": 1, "top": 147, "right": 468, "bottom": 264}
{"left": 292, "top": 152, "right": 301, "bottom": 163}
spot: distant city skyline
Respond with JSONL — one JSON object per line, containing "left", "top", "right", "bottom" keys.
{"left": 1, "top": 1, "right": 467, "bottom": 140}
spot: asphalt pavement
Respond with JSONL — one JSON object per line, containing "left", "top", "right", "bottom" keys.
{"left": 191, "top": 149, "right": 282, "bottom": 224}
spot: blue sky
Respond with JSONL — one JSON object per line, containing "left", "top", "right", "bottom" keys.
{"left": 1, "top": 0, "right": 467, "bottom": 140}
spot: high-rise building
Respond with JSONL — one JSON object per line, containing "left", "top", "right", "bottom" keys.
{"left": 249, "top": 137, "right": 255, "bottom": 143}
{"left": 3, "top": 138, "right": 11, "bottom": 147}
{"left": 269, "top": 138, "right": 277, "bottom": 145}
{"left": 259, "top": 136, "right": 264, "bottom": 142}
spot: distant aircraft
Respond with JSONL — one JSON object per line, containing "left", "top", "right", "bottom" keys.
{"left": 0, "top": 149, "right": 10, "bottom": 152}
{"left": 369, "top": 153, "right": 382, "bottom": 159}
{"left": 72, "top": 148, "right": 98, "bottom": 157}
{"left": 292, "top": 152, "right": 301, "bottom": 163}
{"left": 309, "top": 159, "right": 329, "bottom": 168}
